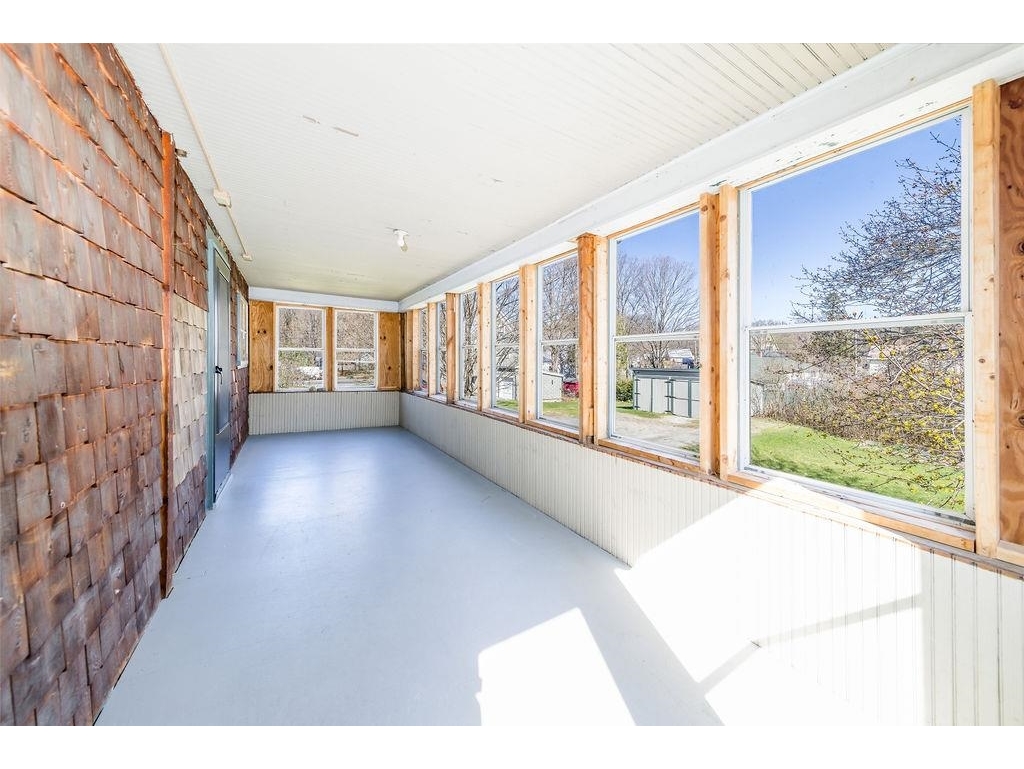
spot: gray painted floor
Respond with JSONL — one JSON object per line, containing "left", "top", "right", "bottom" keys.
{"left": 96, "top": 427, "right": 861, "bottom": 726}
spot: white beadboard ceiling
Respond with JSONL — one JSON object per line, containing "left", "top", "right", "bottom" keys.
{"left": 117, "top": 44, "right": 900, "bottom": 302}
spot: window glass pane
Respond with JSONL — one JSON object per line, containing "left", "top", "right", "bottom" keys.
{"left": 278, "top": 350, "right": 323, "bottom": 390}
{"left": 540, "top": 342, "right": 578, "bottom": 426}
{"left": 615, "top": 213, "right": 700, "bottom": 335}
{"left": 750, "top": 116, "right": 963, "bottom": 324}
{"left": 437, "top": 300, "right": 447, "bottom": 393}
{"left": 278, "top": 307, "right": 322, "bottom": 348}
{"left": 335, "top": 352, "right": 375, "bottom": 388}
{"left": 237, "top": 293, "right": 249, "bottom": 366}
{"left": 611, "top": 212, "right": 701, "bottom": 456}
{"left": 277, "top": 307, "right": 324, "bottom": 390}
{"left": 417, "top": 307, "right": 428, "bottom": 391}
{"left": 492, "top": 276, "right": 519, "bottom": 412}
{"left": 613, "top": 338, "right": 700, "bottom": 456}
{"left": 335, "top": 310, "right": 375, "bottom": 389}
{"left": 460, "top": 290, "right": 479, "bottom": 401}
{"left": 541, "top": 256, "right": 578, "bottom": 341}
{"left": 748, "top": 322, "right": 966, "bottom": 515}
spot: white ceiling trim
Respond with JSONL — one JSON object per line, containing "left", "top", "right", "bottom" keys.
{"left": 398, "top": 42, "right": 1023, "bottom": 310}
{"left": 249, "top": 287, "right": 399, "bottom": 312}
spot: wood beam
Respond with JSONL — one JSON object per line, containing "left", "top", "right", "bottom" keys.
{"left": 324, "top": 307, "right": 335, "bottom": 392}
{"left": 577, "top": 233, "right": 601, "bottom": 443}
{"left": 998, "top": 76, "right": 1024, "bottom": 546}
{"left": 159, "top": 130, "right": 175, "bottom": 597}
{"left": 973, "top": 80, "right": 1001, "bottom": 556}
{"left": 699, "top": 192, "right": 721, "bottom": 476}
{"left": 519, "top": 263, "right": 537, "bottom": 423}
{"left": 717, "top": 185, "right": 740, "bottom": 478}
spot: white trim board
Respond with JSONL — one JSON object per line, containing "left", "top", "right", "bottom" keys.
{"left": 249, "top": 286, "right": 400, "bottom": 312}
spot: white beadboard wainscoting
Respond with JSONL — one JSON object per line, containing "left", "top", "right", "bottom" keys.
{"left": 250, "top": 391, "right": 400, "bottom": 435}
{"left": 400, "top": 393, "right": 1024, "bottom": 725}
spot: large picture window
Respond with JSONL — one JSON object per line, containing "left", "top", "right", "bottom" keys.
{"left": 458, "top": 289, "right": 479, "bottom": 403}
{"left": 491, "top": 275, "right": 519, "bottom": 413}
{"left": 610, "top": 211, "right": 701, "bottom": 458}
{"left": 741, "top": 112, "right": 969, "bottom": 520}
{"left": 334, "top": 309, "right": 377, "bottom": 389}
{"left": 276, "top": 305, "right": 325, "bottom": 391}
{"left": 538, "top": 253, "right": 579, "bottom": 426}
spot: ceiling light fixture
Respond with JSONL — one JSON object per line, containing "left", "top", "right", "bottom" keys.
{"left": 212, "top": 189, "right": 232, "bottom": 207}
{"left": 394, "top": 229, "right": 409, "bottom": 252}
{"left": 240, "top": 252, "right": 253, "bottom": 262}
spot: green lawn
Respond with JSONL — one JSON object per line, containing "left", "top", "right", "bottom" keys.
{"left": 750, "top": 419, "right": 964, "bottom": 512}
{"left": 616, "top": 402, "right": 668, "bottom": 419}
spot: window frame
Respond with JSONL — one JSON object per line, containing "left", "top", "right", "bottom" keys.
{"left": 457, "top": 287, "right": 480, "bottom": 406}
{"left": 333, "top": 308, "right": 378, "bottom": 391}
{"left": 416, "top": 306, "right": 429, "bottom": 394}
{"left": 490, "top": 273, "right": 520, "bottom": 414}
{"left": 274, "top": 303, "right": 327, "bottom": 392}
{"left": 606, "top": 205, "right": 704, "bottom": 464}
{"left": 433, "top": 299, "right": 448, "bottom": 399}
{"left": 736, "top": 107, "right": 974, "bottom": 525}
{"left": 237, "top": 291, "right": 249, "bottom": 368}
{"left": 535, "top": 250, "right": 580, "bottom": 429}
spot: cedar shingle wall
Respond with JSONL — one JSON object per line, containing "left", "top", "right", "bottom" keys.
{"left": 1, "top": 44, "right": 165, "bottom": 725}
{"left": 0, "top": 43, "right": 249, "bottom": 725}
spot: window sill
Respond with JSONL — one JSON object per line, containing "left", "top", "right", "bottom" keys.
{"left": 596, "top": 438, "right": 701, "bottom": 475}
{"left": 721, "top": 467, "right": 975, "bottom": 552}
{"left": 525, "top": 419, "right": 579, "bottom": 441}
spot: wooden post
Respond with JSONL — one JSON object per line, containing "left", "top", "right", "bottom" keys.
{"left": 972, "top": 80, "right": 1001, "bottom": 557}
{"left": 593, "top": 235, "right": 609, "bottom": 443}
{"left": 478, "top": 283, "right": 491, "bottom": 410}
{"left": 519, "top": 263, "right": 537, "bottom": 423}
{"left": 577, "top": 233, "right": 601, "bottom": 443}
{"left": 427, "top": 302, "right": 439, "bottom": 396}
{"left": 717, "top": 185, "right": 740, "bottom": 478}
{"left": 699, "top": 192, "right": 721, "bottom": 476}
{"left": 324, "top": 307, "right": 335, "bottom": 391}
{"left": 159, "top": 131, "right": 175, "bottom": 597}
{"left": 445, "top": 293, "right": 457, "bottom": 403}
{"left": 998, "top": 76, "right": 1024, "bottom": 551}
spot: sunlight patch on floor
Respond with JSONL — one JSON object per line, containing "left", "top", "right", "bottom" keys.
{"left": 476, "top": 609, "right": 634, "bottom": 725}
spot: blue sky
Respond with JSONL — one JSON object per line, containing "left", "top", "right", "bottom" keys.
{"left": 749, "top": 115, "right": 962, "bottom": 323}
{"left": 613, "top": 114, "right": 962, "bottom": 324}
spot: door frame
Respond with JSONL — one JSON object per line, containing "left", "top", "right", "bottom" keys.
{"left": 205, "top": 229, "right": 232, "bottom": 508}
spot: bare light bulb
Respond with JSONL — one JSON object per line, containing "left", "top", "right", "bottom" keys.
{"left": 394, "top": 229, "right": 409, "bottom": 252}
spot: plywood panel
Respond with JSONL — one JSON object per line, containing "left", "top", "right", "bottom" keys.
{"left": 248, "top": 300, "right": 275, "bottom": 393}
{"left": 377, "top": 312, "right": 402, "bottom": 391}
{"left": 999, "top": 76, "right": 1024, "bottom": 545}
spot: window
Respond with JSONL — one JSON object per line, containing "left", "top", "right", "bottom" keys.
{"left": 741, "top": 112, "right": 969, "bottom": 520}
{"left": 491, "top": 275, "right": 519, "bottom": 413}
{"left": 276, "top": 305, "right": 325, "bottom": 391}
{"left": 417, "top": 307, "right": 428, "bottom": 393}
{"left": 610, "top": 212, "right": 702, "bottom": 458}
{"left": 458, "top": 289, "right": 479, "bottom": 403}
{"left": 436, "top": 299, "right": 448, "bottom": 396}
{"left": 334, "top": 309, "right": 376, "bottom": 389}
{"left": 538, "top": 253, "right": 579, "bottom": 426}
{"left": 237, "top": 292, "right": 249, "bottom": 368}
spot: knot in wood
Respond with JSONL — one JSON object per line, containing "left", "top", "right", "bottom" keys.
{"left": 1009, "top": 97, "right": 1024, "bottom": 110}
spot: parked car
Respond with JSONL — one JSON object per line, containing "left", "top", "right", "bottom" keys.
{"left": 562, "top": 376, "right": 579, "bottom": 397}
{"left": 677, "top": 349, "right": 695, "bottom": 368}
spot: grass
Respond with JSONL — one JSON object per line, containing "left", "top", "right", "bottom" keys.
{"left": 750, "top": 419, "right": 964, "bottom": 512}
{"left": 615, "top": 401, "right": 669, "bottom": 419}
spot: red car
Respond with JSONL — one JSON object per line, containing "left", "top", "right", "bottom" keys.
{"left": 562, "top": 377, "right": 579, "bottom": 397}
